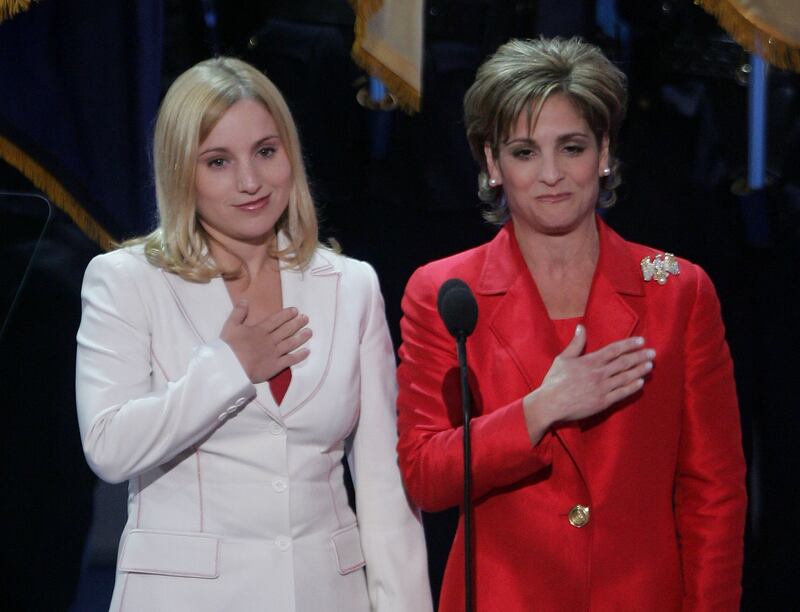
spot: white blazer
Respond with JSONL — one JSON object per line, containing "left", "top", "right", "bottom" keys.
{"left": 76, "top": 243, "right": 432, "bottom": 612}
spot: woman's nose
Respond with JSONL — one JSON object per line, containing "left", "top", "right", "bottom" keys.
{"left": 236, "top": 162, "right": 260, "bottom": 193}
{"left": 539, "top": 153, "right": 563, "bottom": 185}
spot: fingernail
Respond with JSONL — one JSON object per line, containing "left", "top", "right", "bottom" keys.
{"left": 635, "top": 337, "right": 645, "bottom": 346}
{"left": 644, "top": 361, "right": 653, "bottom": 371}
{"left": 646, "top": 349, "right": 656, "bottom": 359}
{"left": 575, "top": 324, "right": 583, "bottom": 335}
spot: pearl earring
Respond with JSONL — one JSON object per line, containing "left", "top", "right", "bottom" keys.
{"left": 489, "top": 178, "right": 498, "bottom": 187}
{"left": 602, "top": 168, "right": 611, "bottom": 176}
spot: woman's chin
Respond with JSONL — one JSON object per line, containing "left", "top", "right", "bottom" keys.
{"left": 516, "top": 215, "right": 593, "bottom": 239}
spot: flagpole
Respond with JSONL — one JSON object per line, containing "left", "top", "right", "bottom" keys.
{"left": 736, "top": 47, "right": 771, "bottom": 247}
{"left": 747, "top": 51, "right": 767, "bottom": 191}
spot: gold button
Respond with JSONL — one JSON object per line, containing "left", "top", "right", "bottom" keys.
{"left": 568, "top": 504, "right": 590, "bottom": 528}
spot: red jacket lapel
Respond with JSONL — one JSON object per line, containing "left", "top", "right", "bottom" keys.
{"left": 582, "top": 217, "right": 642, "bottom": 353}
{"left": 479, "top": 225, "right": 561, "bottom": 391}
{"left": 475, "top": 217, "right": 642, "bottom": 486}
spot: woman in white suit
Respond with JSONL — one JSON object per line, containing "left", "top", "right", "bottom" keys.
{"left": 76, "top": 57, "right": 432, "bottom": 612}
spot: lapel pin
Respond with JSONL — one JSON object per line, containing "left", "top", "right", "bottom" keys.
{"left": 641, "top": 253, "right": 680, "bottom": 285}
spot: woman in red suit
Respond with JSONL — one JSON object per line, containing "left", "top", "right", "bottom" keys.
{"left": 396, "top": 37, "right": 746, "bottom": 611}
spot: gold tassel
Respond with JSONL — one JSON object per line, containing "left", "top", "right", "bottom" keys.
{"left": 696, "top": 0, "right": 800, "bottom": 73}
{"left": 349, "top": 0, "right": 383, "bottom": 21}
{"left": 0, "top": 134, "right": 116, "bottom": 250}
{"left": 352, "top": 45, "right": 421, "bottom": 113}
{"left": 0, "top": 0, "right": 39, "bottom": 24}
{"left": 350, "top": 0, "right": 421, "bottom": 113}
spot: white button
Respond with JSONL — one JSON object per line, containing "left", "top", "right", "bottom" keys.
{"left": 217, "top": 414, "right": 227, "bottom": 422}
{"left": 233, "top": 397, "right": 247, "bottom": 408}
{"left": 269, "top": 422, "right": 284, "bottom": 435}
{"left": 272, "top": 478, "right": 288, "bottom": 493}
{"left": 225, "top": 406, "right": 237, "bottom": 415}
{"left": 275, "top": 537, "right": 291, "bottom": 551}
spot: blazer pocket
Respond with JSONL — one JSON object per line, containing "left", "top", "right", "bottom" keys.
{"left": 118, "top": 529, "right": 220, "bottom": 579}
{"left": 330, "top": 523, "right": 366, "bottom": 575}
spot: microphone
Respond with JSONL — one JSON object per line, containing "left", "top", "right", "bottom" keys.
{"left": 437, "top": 278, "right": 478, "bottom": 612}
{"left": 437, "top": 278, "right": 478, "bottom": 339}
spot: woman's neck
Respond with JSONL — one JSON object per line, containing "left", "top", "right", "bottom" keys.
{"left": 514, "top": 217, "right": 600, "bottom": 275}
{"left": 204, "top": 226, "right": 279, "bottom": 280}
{"left": 205, "top": 228, "right": 284, "bottom": 320}
{"left": 513, "top": 217, "right": 600, "bottom": 319}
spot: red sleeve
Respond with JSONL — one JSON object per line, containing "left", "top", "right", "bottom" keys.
{"left": 396, "top": 265, "right": 553, "bottom": 512}
{"left": 675, "top": 265, "right": 747, "bottom": 611}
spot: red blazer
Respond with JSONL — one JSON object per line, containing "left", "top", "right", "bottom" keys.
{"left": 397, "top": 218, "right": 746, "bottom": 611}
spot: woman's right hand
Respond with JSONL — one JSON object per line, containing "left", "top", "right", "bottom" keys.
{"left": 523, "top": 324, "right": 654, "bottom": 444}
{"left": 220, "top": 300, "right": 312, "bottom": 383}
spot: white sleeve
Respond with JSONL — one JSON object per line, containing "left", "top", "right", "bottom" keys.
{"left": 346, "top": 261, "right": 433, "bottom": 612}
{"left": 75, "top": 253, "right": 255, "bottom": 484}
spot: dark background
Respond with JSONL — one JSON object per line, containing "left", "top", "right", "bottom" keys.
{"left": 1, "top": 1, "right": 798, "bottom": 610}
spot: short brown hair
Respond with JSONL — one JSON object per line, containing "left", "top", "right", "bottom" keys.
{"left": 464, "top": 37, "right": 628, "bottom": 223}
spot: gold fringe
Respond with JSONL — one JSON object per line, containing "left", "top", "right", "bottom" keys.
{"left": 352, "top": 45, "right": 421, "bottom": 113}
{"left": 349, "top": 0, "right": 383, "bottom": 22}
{"left": 350, "top": 0, "right": 421, "bottom": 113}
{"left": 696, "top": 0, "right": 800, "bottom": 72}
{"left": 0, "top": 0, "right": 38, "bottom": 24}
{"left": 0, "top": 134, "right": 116, "bottom": 250}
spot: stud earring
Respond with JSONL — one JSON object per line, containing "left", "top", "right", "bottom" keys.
{"left": 489, "top": 178, "right": 498, "bottom": 187}
{"left": 602, "top": 168, "right": 611, "bottom": 176}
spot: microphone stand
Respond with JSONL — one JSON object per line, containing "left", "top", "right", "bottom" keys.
{"left": 436, "top": 277, "right": 478, "bottom": 612}
{"left": 456, "top": 331, "right": 474, "bottom": 612}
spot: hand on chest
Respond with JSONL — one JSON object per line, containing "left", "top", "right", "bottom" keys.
{"left": 467, "top": 296, "right": 685, "bottom": 418}
{"left": 148, "top": 268, "right": 366, "bottom": 445}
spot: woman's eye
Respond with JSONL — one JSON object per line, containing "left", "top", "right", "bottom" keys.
{"left": 207, "top": 158, "right": 226, "bottom": 168}
{"left": 258, "top": 146, "right": 276, "bottom": 158}
{"left": 563, "top": 144, "right": 586, "bottom": 155}
{"left": 512, "top": 148, "right": 535, "bottom": 159}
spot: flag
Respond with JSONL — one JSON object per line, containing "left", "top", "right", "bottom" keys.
{"left": 0, "top": 0, "right": 163, "bottom": 248}
{"left": 351, "top": 0, "right": 424, "bottom": 112}
{"left": 0, "top": 0, "right": 39, "bottom": 23}
{"left": 697, "top": 0, "right": 800, "bottom": 72}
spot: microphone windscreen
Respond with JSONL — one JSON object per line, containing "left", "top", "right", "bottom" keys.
{"left": 437, "top": 278, "right": 478, "bottom": 338}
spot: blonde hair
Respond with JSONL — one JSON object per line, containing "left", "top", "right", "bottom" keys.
{"left": 463, "top": 37, "right": 628, "bottom": 224}
{"left": 128, "top": 57, "right": 319, "bottom": 281}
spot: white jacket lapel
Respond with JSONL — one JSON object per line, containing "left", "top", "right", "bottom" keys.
{"left": 278, "top": 248, "right": 340, "bottom": 417}
{"left": 158, "top": 243, "right": 340, "bottom": 421}
{"left": 160, "top": 270, "right": 232, "bottom": 346}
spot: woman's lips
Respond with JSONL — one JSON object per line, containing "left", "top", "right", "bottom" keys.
{"left": 536, "top": 192, "right": 571, "bottom": 204}
{"left": 234, "top": 195, "right": 269, "bottom": 211}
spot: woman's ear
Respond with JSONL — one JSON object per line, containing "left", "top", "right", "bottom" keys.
{"left": 484, "top": 142, "right": 501, "bottom": 185}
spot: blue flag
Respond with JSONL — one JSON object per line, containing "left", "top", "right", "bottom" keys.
{"left": 0, "top": 0, "right": 163, "bottom": 247}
